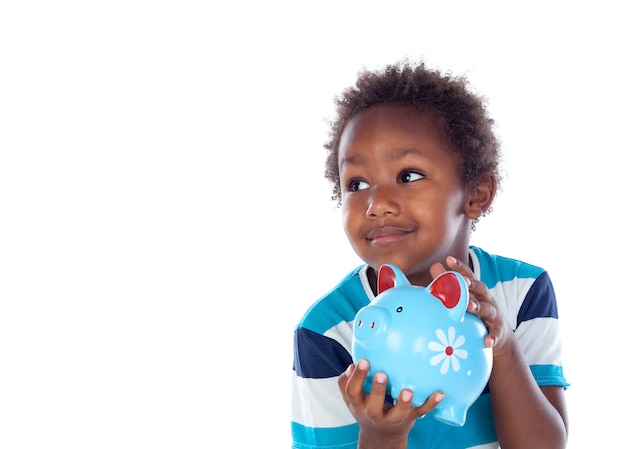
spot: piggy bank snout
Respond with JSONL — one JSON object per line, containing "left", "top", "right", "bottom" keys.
{"left": 353, "top": 306, "right": 391, "bottom": 344}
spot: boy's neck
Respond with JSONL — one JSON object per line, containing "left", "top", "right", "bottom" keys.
{"left": 367, "top": 251, "right": 473, "bottom": 293}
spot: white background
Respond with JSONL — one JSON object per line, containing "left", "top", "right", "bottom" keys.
{"left": 1, "top": 1, "right": 624, "bottom": 448}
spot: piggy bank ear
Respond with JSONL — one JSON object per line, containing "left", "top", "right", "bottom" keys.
{"left": 377, "top": 264, "right": 410, "bottom": 294}
{"left": 429, "top": 271, "right": 469, "bottom": 321}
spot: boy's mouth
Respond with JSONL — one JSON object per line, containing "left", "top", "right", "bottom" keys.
{"left": 366, "top": 226, "right": 412, "bottom": 246}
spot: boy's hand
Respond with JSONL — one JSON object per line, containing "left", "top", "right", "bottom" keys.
{"left": 430, "top": 256, "right": 513, "bottom": 358}
{"left": 338, "top": 359, "right": 443, "bottom": 449}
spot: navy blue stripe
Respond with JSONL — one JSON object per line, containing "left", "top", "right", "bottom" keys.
{"left": 517, "top": 271, "right": 558, "bottom": 327}
{"left": 293, "top": 327, "right": 353, "bottom": 378}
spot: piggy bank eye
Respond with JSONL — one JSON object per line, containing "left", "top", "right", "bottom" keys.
{"left": 396, "top": 306, "right": 403, "bottom": 313}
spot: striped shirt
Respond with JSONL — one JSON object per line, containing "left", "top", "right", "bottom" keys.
{"left": 291, "top": 246, "right": 569, "bottom": 449}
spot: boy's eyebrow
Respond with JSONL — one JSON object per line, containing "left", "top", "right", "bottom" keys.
{"left": 390, "top": 148, "right": 425, "bottom": 160}
{"left": 340, "top": 147, "right": 426, "bottom": 169}
{"left": 339, "top": 154, "right": 363, "bottom": 168}
{"left": 345, "top": 148, "right": 423, "bottom": 162}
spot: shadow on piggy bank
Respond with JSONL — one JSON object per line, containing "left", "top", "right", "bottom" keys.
{"left": 352, "top": 264, "right": 493, "bottom": 426}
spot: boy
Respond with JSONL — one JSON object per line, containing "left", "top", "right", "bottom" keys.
{"left": 291, "top": 60, "right": 568, "bottom": 449}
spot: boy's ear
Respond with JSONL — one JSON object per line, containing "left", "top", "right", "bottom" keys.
{"left": 464, "top": 172, "right": 497, "bottom": 220}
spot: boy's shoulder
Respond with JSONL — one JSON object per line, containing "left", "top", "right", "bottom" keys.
{"left": 471, "top": 246, "right": 547, "bottom": 289}
{"left": 295, "top": 265, "right": 371, "bottom": 335}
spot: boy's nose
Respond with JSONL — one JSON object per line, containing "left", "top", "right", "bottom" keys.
{"left": 366, "top": 186, "right": 400, "bottom": 217}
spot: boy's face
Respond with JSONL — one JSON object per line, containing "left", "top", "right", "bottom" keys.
{"left": 338, "top": 104, "right": 474, "bottom": 287}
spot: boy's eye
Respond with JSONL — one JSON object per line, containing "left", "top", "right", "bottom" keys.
{"left": 347, "top": 179, "right": 370, "bottom": 192}
{"left": 399, "top": 171, "right": 424, "bottom": 183}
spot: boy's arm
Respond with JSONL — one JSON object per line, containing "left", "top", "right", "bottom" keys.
{"left": 488, "top": 337, "right": 568, "bottom": 449}
{"left": 439, "top": 256, "right": 568, "bottom": 449}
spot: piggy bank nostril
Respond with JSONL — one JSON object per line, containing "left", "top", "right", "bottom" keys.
{"left": 353, "top": 307, "right": 390, "bottom": 343}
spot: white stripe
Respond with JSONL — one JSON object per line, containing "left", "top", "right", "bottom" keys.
{"left": 467, "top": 443, "right": 500, "bottom": 449}
{"left": 358, "top": 264, "right": 377, "bottom": 302}
{"left": 324, "top": 320, "right": 354, "bottom": 356}
{"left": 291, "top": 371, "right": 356, "bottom": 427}
{"left": 515, "top": 317, "right": 563, "bottom": 365}
{"left": 491, "top": 277, "right": 536, "bottom": 331}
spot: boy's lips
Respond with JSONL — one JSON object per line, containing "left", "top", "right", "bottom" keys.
{"left": 366, "top": 226, "right": 413, "bottom": 246}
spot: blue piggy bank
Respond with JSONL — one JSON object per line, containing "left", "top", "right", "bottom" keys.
{"left": 352, "top": 264, "right": 493, "bottom": 426}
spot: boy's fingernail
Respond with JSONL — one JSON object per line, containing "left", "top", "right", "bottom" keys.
{"left": 374, "top": 373, "right": 387, "bottom": 384}
{"left": 434, "top": 393, "right": 444, "bottom": 403}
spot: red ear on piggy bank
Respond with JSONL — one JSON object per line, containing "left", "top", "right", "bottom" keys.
{"left": 378, "top": 265, "right": 469, "bottom": 322}
{"left": 430, "top": 272, "right": 461, "bottom": 309}
{"left": 429, "top": 271, "right": 469, "bottom": 322}
{"left": 377, "top": 264, "right": 411, "bottom": 294}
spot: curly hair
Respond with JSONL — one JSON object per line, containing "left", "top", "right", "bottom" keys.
{"left": 324, "top": 59, "right": 502, "bottom": 204}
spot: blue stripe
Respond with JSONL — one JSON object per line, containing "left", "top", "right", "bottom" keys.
{"left": 297, "top": 266, "right": 368, "bottom": 335}
{"left": 292, "top": 422, "right": 358, "bottom": 449}
{"left": 472, "top": 246, "right": 544, "bottom": 289}
{"left": 293, "top": 327, "right": 353, "bottom": 378}
{"left": 530, "top": 364, "right": 570, "bottom": 389}
{"left": 408, "top": 394, "right": 496, "bottom": 447}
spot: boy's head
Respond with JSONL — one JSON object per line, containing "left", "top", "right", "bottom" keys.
{"left": 324, "top": 59, "right": 502, "bottom": 205}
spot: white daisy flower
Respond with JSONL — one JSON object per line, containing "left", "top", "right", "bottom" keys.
{"left": 428, "top": 326, "right": 469, "bottom": 374}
